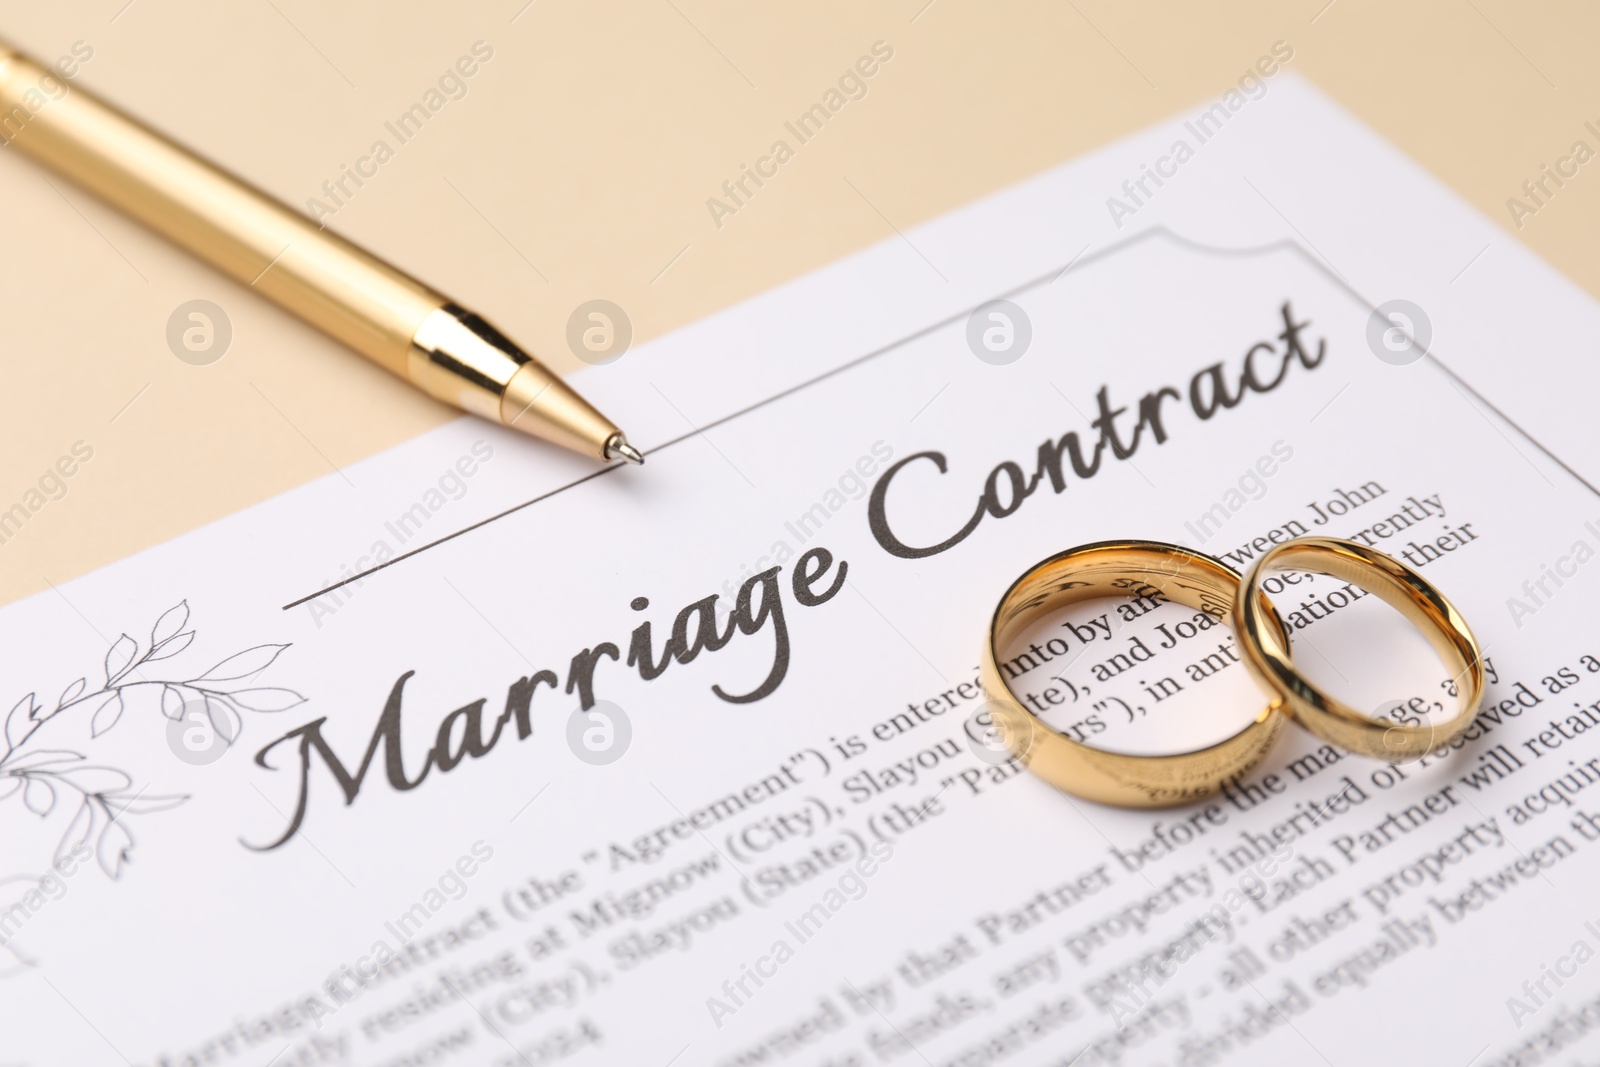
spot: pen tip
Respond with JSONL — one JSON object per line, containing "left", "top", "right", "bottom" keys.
{"left": 605, "top": 435, "right": 645, "bottom": 465}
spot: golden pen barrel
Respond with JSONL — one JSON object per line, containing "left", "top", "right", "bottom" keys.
{"left": 0, "top": 43, "right": 438, "bottom": 374}
{"left": 0, "top": 41, "right": 635, "bottom": 462}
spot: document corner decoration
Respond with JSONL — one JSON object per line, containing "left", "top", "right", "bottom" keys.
{"left": 0, "top": 600, "right": 304, "bottom": 978}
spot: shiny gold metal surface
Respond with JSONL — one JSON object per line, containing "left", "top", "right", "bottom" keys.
{"left": 409, "top": 305, "right": 622, "bottom": 459}
{"left": 1233, "top": 537, "right": 1484, "bottom": 761}
{"left": 0, "top": 39, "right": 629, "bottom": 463}
{"left": 981, "top": 540, "right": 1290, "bottom": 808}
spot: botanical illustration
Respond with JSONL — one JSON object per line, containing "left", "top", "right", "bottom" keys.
{"left": 0, "top": 600, "right": 303, "bottom": 976}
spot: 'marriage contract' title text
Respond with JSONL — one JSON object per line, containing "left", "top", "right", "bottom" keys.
{"left": 867, "top": 301, "right": 1326, "bottom": 558}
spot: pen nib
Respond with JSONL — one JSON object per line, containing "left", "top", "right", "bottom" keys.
{"left": 605, "top": 434, "right": 645, "bottom": 465}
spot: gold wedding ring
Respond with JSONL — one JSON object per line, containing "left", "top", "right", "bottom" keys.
{"left": 981, "top": 541, "right": 1291, "bottom": 807}
{"left": 1233, "top": 536, "right": 1484, "bottom": 761}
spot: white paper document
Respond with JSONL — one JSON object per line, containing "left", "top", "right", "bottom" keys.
{"left": 6, "top": 75, "right": 1600, "bottom": 1066}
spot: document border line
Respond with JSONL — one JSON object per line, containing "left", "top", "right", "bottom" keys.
{"left": 282, "top": 227, "right": 1599, "bottom": 610}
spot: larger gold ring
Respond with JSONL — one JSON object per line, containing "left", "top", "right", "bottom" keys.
{"left": 980, "top": 540, "right": 1291, "bottom": 807}
{"left": 1232, "top": 536, "right": 1485, "bottom": 761}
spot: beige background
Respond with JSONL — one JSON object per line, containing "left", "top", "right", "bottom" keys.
{"left": 1, "top": 0, "right": 1595, "bottom": 606}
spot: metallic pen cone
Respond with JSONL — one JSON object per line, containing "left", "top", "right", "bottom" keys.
{"left": 605, "top": 435, "right": 645, "bottom": 465}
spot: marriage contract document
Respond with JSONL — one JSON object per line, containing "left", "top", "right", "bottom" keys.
{"left": 5, "top": 75, "right": 1600, "bottom": 1067}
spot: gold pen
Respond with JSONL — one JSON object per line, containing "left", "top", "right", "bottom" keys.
{"left": 0, "top": 39, "right": 642, "bottom": 466}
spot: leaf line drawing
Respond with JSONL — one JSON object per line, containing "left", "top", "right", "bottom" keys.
{"left": 0, "top": 600, "right": 304, "bottom": 977}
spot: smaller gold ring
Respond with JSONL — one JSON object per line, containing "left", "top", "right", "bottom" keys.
{"left": 1232, "top": 537, "right": 1484, "bottom": 761}
{"left": 980, "top": 540, "right": 1291, "bottom": 808}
